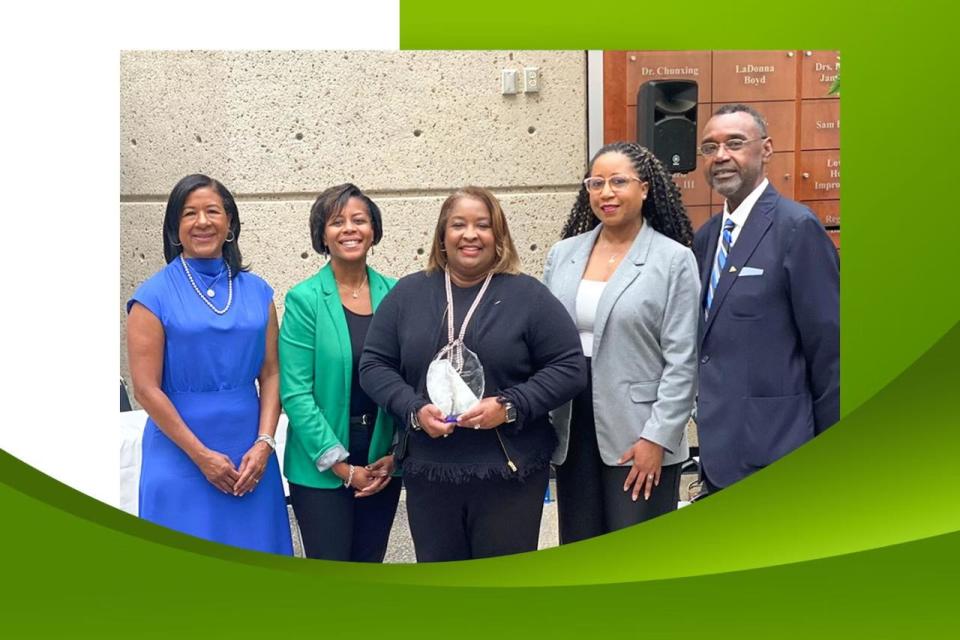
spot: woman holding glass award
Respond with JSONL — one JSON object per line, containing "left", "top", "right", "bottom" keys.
{"left": 359, "top": 186, "right": 585, "bottom": 562}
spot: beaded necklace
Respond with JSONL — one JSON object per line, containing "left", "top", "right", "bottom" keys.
{"left": 180, "top": 255, "right": 233, "bottom": 315}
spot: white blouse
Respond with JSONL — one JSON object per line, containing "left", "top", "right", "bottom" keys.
{"left": 575, "top": 279, "right": 607, "bottom": 357}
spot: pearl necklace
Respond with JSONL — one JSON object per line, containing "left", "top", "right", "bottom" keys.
{"left": 180, "top": 255, "right": 233, "bottom": 315}
{"left": 196, "top": 265, "right": 227, "bottom": 298}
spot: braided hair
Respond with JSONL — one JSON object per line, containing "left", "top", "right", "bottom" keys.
{"left": 561, "top": 142, "right": 693, "bottom": 246}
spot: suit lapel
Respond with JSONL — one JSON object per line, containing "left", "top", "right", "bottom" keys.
{"left": 318, "top": 264, "right": 352, "bottom": 398}
{"left": 702, "top": 185, "right": 777, "bottom": 340}
{"left": 594, "top": 222, "right": 653, "bottom": 346}
{"left": 368, "top": 266, "right": 388, "bottom": 310}
{"left": 552, "top": 226, "right": 599, "bottom": 320}
{"left": 698, "top": 214, "right": 722, "bottom": 310}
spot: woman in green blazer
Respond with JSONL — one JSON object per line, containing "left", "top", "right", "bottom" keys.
{"left": 279, "top": 183, "right": 400, "bottom": 562}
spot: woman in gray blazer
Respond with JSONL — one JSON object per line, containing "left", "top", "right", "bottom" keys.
{"left": 544, "top": 142, "right": 700, "bottom": 544}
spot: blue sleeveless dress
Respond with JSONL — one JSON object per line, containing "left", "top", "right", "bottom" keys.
{"left": 128, "top": 257, "right": 293, "bottom": 555}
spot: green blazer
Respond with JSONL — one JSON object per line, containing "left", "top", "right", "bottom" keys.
{"left": 279, "top": 263, "right": 397, "bottom": 489}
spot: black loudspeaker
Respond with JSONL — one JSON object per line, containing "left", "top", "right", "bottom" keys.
{"left": 636, "top": 79, "right": 698, "bottom": 173}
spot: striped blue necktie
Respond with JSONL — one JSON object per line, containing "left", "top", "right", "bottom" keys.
{"left": 705, "top": 218, "right": 736, "bottom": 318}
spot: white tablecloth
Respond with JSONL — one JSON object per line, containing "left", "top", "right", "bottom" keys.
{"left": 119, "top": 411, "right": 291, "bottom": 515}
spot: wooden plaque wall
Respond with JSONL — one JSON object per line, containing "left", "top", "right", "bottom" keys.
{"left": 605, "top": 50, "right": 840, "bottom": 250}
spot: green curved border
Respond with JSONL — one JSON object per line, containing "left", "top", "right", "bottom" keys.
{"left": 4, "top": 311, "right": 960, "bottom": 591}
{"left": 4, "top": 1, "right": 959, "bottom": 636}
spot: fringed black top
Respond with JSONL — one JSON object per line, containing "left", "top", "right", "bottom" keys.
{"left": 359, "top": 270, "right": 586, "bottom": 483}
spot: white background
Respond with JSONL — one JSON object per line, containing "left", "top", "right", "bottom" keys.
{"left": 0, "top": 1, "right": 399, "bottom": 506}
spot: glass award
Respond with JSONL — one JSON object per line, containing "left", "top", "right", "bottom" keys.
{"left": 426, "top": 341, "right": 485, "bottom": 421}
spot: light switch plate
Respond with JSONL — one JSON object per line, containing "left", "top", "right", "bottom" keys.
{"left": 501, "top": 69, "right": 519, "bottom": 95}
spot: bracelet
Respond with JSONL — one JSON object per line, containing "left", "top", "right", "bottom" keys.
{"left": 343, "top": 464, "right": 356, "bottom": 488}
{"left": 255, "top": 434, "right": 276, "bottom": 450}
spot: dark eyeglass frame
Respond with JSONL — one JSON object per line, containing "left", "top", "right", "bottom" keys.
{"left": 698, "top": 137, "right": 767, "bottom": 156}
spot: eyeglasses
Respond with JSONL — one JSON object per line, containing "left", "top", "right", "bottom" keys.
{"left": 583, "top": 175, "right": 644, "bottom": 193}
{"left": 699, "top": 137, "right": 766, "bottom": 156}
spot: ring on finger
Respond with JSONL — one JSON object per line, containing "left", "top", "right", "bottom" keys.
{"left": 646, "top": 474, "right": 655, "bottom": 480}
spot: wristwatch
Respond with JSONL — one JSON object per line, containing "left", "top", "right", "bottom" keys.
{"left": 496, "top": 396, "right": 517, "bottom": 423}
{"left": 409, "top": 409, "right": 423, "bottom": 431}
{"left": 255, "top": 434, "right": 277, "bottom": 450}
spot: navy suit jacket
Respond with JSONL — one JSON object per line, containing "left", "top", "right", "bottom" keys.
{"left": 692, "top": 184, "right": 839, "bottom": 487}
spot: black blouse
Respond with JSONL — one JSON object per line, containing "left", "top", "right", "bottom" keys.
{"left": 343, "top": 305, "right": 378, "bottom": 419}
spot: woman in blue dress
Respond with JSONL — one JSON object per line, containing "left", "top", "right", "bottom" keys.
{"left": 126, "top": 174, "right": 293, "bottom": 555}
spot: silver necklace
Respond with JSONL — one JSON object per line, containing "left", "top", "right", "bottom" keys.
{"left": 193, "top": 264, "right": 227, "bottom": 297}
{"left": 335, "top": 272, "right": 368, "bottom": 299}
{"left": 180, "top": 255, "right": 233, "bottom": 315}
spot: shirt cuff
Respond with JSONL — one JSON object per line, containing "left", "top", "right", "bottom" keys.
{"left": 315, "top": 445, "right": 349, "bottom": 473}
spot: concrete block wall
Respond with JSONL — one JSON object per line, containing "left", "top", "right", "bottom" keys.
{"left": 120, "top": 51, "right": 588, "bottom": 394}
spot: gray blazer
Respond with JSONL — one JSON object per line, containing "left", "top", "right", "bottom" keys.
{"left": 544, "top": 222, "right": 700, "bottom": 467}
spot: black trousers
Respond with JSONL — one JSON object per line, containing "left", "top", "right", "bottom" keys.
{"left": 289, "top": 426, "right": 401, "bottom": 562}
{"left": 556, "top": 361, "right": 681, "bottom": 545}
{"left": 404, "top": 466, "right": 549, "bottom": 562}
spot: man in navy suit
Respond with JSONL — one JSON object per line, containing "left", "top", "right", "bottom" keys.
{"left": 692, "top": 104, "right": 839, "bottom": 493}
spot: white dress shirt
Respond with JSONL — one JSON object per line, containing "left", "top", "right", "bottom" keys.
{"left": 712, "top": 178, "right": 769, "bottom": 267}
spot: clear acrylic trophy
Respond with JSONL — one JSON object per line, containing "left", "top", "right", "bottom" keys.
{"left": 427, "top": 340, "right": 485, "bottom": 421}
